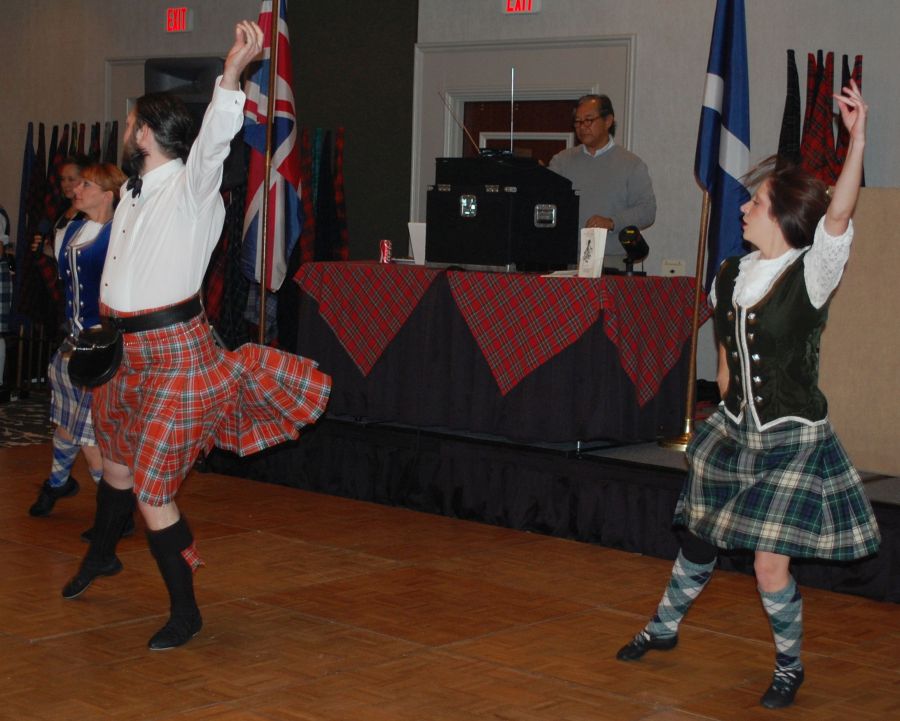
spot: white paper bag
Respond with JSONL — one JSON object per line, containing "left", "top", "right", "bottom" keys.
{"left": 578, "top": 228, "right": 607, "bottom": 278}
{"left": 407, "top": 222, "right": 426, "bottom": 265}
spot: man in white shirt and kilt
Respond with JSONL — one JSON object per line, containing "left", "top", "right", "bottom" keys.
{"left": 61, "top": 20, "right": 331, "bottom": 651}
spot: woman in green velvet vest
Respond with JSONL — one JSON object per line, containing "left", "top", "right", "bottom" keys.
{"left": 615, "top": 80, "right": 880, "bottom": 710}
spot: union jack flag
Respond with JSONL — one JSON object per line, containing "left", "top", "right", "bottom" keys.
{"left": 241, "top": 0, "right": 302, "bottom": 291}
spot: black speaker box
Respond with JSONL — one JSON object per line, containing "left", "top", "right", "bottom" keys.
{"left": 426, "top": 186, "right": 514, "bottom": 267}
{"left": 425, "top": 185, "right": 579, "bottom": 270}
{"left": 425, "top": 156, "right": 579, "bottom": 271}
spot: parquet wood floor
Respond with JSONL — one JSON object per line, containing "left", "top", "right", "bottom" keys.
{"left": 1, "top": 443, "right": 898, "bottom": 720}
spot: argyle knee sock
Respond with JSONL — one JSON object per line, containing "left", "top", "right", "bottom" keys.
{"left": 760, "top": 577, "right": 803, "bottom": 671}
{"left": 49, "top": 430, "right": 79, "bottom": 487}
{"left": 645, "top": 550, "right": 716, "bottom": 638}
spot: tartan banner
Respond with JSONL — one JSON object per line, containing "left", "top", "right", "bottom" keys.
{"left": 12, "top": 122, "right": 36, "bottom": 320}
{"left": 333, "top": 126, "right": 349, "bottom": 260}
{"left": 834, "top": 55, "right": 863, "bottom": 168}
{"left": 777, "top": 50, "right": 801, "bottom": 164}
{"left": 104, "top": 120, "right": 119, "bottom": 164}
{"left": 297, "top": 127, "right": 316, "bottom": 265}
{"left": 800, "top": 51, "right": 839, "bottom": 184}
{"left": 44, "top": 123, "right": 70, "bottom": 226}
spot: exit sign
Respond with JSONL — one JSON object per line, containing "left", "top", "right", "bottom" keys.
{"left": 166, "top": 7, "right": 193, "bottom": 33}
{"left": 504, "top": 0, "right": 541, "bottom": 13}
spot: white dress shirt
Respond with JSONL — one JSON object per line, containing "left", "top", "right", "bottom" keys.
{"left": 100, "top": 78, "right": 245, "bottom": 312}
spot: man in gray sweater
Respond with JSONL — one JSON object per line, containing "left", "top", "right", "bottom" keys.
{"left": 549, "top": 94, "right": 656, "bottom": 262}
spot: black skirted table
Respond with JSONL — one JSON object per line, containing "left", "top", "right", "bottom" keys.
{"left": 293, "top": 262, "right": 708, "bottom": 443}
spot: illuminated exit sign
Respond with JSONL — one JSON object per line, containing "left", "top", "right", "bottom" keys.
{"left": 166, "top": 7, "right": 193, "bottom": 32}
{"left": 504, "top": 0, "right": 541, "bottom": 13}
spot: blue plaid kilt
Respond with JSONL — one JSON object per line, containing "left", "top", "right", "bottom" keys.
{"left": 674, "top": 408, "right": 881, "bottom": 561}
{"left": 0, "top": 258, "right": 11, "bottom": 334}
{"left": 48, "top": 349, "right": 96, "bottom": 446}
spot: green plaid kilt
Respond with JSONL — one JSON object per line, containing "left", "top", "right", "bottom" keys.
{"left": 674, "top": 408, "right": 881, "bottom": 561}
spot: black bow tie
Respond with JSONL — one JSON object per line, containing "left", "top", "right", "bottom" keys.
{"left": 126, "top": 176, "right": 142, "bottom": 198}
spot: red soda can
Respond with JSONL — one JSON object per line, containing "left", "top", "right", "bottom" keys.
{"left": 379, "top": 239, "right": 392, "bottom": 263}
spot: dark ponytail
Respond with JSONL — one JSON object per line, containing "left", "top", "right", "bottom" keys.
{"left": 133, "top": 93, "right": 196, "bottom": 162}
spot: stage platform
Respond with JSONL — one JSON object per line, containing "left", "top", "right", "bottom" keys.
{"left": 207, "top": 418, "right": 900, "bottom": 603}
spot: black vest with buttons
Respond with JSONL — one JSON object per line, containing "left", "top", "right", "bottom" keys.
{"left": 715, "top": 252, "right": 829, "bottom": 426}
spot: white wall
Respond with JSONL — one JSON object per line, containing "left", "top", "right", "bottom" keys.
{"left": 411, "top": 37, "right": 634, "bottom": 225}
{"left": 4, "top": 0, "right": 894, "bottom": 381}
{"left": 417, "top": 0, "right": 900, "bottom": 377}
{"left": 0, "top": 0, "right": 258, "bottom": 238}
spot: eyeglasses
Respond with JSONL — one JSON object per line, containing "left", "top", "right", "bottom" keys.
{"left": 573, "top": 116, "right": 600, "bottom": 127}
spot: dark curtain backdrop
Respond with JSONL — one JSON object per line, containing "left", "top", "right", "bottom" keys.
{"left": 291, "top": 1, "right": 419, "bottom": 261}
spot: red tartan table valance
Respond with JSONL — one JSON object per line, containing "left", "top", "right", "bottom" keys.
{"left": 601, "top": 276, "right": 710, "bottom": 405}
{"left": 295, "top": 262, "right": 442, "bottom": 375}
{"left": 296, "top": 262, "right": 708, "bottom": 406}
{"left": 447, "top": 272, "right": 604, "bottom": 396}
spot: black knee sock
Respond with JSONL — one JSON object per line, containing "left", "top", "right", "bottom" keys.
{"left": 84, "top": 480, "right": 134, "bottom": 567}
{"left": 146, "top": 516, "right": 200, "bottom": 621}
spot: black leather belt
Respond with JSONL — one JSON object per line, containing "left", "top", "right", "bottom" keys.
{"left": 108, "top": 295, "right": 203, "bottom": 334}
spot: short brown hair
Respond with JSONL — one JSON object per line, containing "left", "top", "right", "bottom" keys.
{"left": 744, "top": 156, "right": 829, "bottom": 249}
{"left": 81, "top": 163, "right": 128, "bottom": 203}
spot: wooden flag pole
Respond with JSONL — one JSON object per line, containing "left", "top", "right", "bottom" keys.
{"left": 258, "top": 0, "right": 281, "bottom": 344}
{"left": 659, "top": 190, "right": 711, "bottom": 452}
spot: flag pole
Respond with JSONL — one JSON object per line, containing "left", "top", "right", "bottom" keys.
{"left": 659, "top": 190, "right": 711, "bottom": 452}
{"left": 258, "top": 0, "right": 281, "bottom": 344}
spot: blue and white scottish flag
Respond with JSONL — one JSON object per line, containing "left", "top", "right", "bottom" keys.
{"left": 695, "top": 0, "right": 750, "bottom": 289}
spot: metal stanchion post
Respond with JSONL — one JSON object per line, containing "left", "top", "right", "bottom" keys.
{"left": 15, "top": 323, "right": 25, "bottom": 394}
{"left": 659, "top": 191, "right": 711, "bottom": 452}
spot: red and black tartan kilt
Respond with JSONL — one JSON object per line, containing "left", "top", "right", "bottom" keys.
{"left": 92, "top": 315, "right": 331, "bottom": 507}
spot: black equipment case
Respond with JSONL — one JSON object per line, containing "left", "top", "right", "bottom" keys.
{"left": 425, "top": 154, "right": 579, "bottom": 270}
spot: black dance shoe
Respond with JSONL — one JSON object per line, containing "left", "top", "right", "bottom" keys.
{"left": 29, "top": 476, "right": 80, "bottom": 517}
{"left": 148, "top": 613, "right": 203, "bottom": 651}
{"left": 61, "top": 556, "right": 123, "bottom": 599}
{"left": 616, "top": 630, "right": 679, "bottom": 661}
{"left": 760, "top": 666, "right": 804, "bottom": 709}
